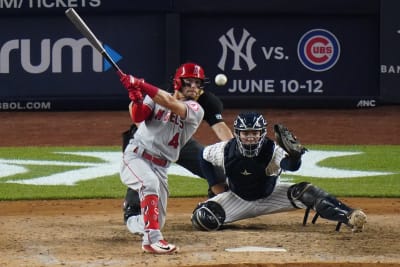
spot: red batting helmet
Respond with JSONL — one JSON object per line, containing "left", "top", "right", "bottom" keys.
{"left": 173, "top": 62, "right": 205, "bottom": 91}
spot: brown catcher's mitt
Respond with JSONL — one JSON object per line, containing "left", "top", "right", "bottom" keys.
{"left": 274, "top": 124, "right": 307, "bottom": 158}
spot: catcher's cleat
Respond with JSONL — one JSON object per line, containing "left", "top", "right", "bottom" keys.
{"left": 348, "top": 209, "right": 367, "bottom": 232}
{"left": 142, "top": 240, "right": 178, "bottom": 254}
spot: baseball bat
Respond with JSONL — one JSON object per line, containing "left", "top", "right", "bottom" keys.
{"left": 65, "top": 8, "right": 122, "bottom": 73}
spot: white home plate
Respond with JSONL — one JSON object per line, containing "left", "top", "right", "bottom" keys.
{"left": 225, "top": 246, "right": 287, "bottom": 252}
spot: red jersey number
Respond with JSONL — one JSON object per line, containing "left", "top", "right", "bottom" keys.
{"left": 168, "top": 133, "right": 180, "bottom": 149}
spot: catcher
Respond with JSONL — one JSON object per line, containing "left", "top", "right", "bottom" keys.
{"left": 191, "top": 111, "right": 367, "bottom": 233}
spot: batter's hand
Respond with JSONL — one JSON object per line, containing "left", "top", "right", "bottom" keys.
{"left": 118, "top": 71, "right": 144, "bottom": 90}
{"left": 128, "top": 88, "right": 143, "bottom": 104}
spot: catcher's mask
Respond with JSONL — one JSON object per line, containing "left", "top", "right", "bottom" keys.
{"left": 173, "top": 62, "right": 205, "bottom": 91}
{"left": 233, "top": 112, "right": 267, "bottom": 158}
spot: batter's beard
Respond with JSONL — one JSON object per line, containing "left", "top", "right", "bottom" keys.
{"left": 174, "top": 88, "right": 203, "bottom": 101}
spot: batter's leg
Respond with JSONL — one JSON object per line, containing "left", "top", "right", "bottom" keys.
{"left": 121, "top": 124, "right": 140, "bottom": 222}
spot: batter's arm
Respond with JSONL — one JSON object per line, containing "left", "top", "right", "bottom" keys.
{"left": 119, "top": 73, "right": 187, "bottom": 118}
{"left": 129, "top": 102, "right": 152, "bottom": 122}
{"left": 151, "top": 90, "right": 188, "bottom": 119}
{"left": 211, "top": 122, "right": 233, "bottom": 141}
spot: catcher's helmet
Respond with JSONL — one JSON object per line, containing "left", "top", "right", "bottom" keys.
{"left": 233, "top": 112, "right": 267, "bottom": 158}
{"left": 173, "top": 62, "right": 205, "bottom": 91}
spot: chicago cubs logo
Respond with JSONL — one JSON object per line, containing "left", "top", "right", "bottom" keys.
{"left": 297, "top": 29, "right": 340, "bottom": 72}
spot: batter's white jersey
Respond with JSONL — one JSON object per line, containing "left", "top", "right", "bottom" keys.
{"left": 120, "top": 95, "right": 204, "bottom": 238}
{"left": 132, "top": 95, "right": 204, "bottom": 162}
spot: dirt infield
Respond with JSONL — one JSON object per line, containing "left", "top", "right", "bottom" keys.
{"left": 0, "top": 106, "right": 399, "bottom": 267}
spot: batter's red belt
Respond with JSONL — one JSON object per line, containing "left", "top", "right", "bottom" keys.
{"left": 133, "top": 147, "right": 168, "bottom": 167}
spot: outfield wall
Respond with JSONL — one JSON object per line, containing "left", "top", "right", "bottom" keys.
{"left": 0, "top": 0, "right": 398, "bottom": 110}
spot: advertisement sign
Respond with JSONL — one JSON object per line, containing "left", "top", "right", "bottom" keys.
{"left": 181, "top": 16, "right": 379, "bottom": 107}
{"left": 380, "top": 0, "right": 400, "bottom": 103}
{"left": 0, "top": 1, "right": 386, "bottom": 110}
{"left": 0, "top": 0, "right": 169, "bottom": 15}
{"left": 0, "top": 15, "right": 166, "bottom": 110}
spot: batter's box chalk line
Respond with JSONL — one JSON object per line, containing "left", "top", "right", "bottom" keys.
{"left": 225, "top": 246, "right": 287, "bottom": 252}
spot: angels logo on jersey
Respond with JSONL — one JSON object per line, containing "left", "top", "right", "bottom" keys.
{"left": 156, "top": 109, "right": 184, "bottom": 129}
{"left": 188, "top": 101, "right": 200, "bottom": 111}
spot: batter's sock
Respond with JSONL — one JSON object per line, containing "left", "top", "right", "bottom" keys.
{"left": 141, "top": 194, "right": 160, "bottom": 230}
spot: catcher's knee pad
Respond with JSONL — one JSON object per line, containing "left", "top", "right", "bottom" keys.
{"left": 288, "top": 182, "right": 327, "bottom": 208}
{"left": 191, "top": 201, "right": 225, "bottom": 231}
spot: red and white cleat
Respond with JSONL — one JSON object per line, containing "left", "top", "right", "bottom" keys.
{"left": 142, "top": 240, "right": 178, "bottom": 254}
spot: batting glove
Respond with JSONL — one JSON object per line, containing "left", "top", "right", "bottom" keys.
{"left": 128, "top": 89, "right": 143, "bottom": 104}
{"left": 119, "top": 72, "right": 144, "bottom": 90}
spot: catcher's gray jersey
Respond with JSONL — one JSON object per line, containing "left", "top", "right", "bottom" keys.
{"left": 132, "top": 95, "right": 204, "bottom": 162}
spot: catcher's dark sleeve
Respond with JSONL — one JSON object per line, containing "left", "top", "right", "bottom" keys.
{"left": 280, "top": 156, "right": 301, "bottom": 171}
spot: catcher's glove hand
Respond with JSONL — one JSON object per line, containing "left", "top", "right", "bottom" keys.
{"left": 274, "top": 124, "right": 307, "bottom": 158}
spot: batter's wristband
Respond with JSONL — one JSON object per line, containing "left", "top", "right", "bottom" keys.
{"left": 141, "top": 81, "right": 159, "bottom": 98}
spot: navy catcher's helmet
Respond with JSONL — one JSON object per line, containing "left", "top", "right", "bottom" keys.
{"left": 233, "top": 111, "right": 267, "bottom": 158}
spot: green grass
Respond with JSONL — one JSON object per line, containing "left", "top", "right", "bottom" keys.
{"left": 286, "top": 145, "right": 400, "bottom": 197}
{"left": 0, "top": 145, "right": 398, "bottom": 200}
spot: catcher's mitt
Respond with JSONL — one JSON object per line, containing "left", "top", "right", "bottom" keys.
{"left": 274, "top": 124, "right": 307, "bottom": 158}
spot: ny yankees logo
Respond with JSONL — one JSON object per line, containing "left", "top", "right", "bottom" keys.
{"left": 218, "top": 28, "right": 257, "bottom": 71}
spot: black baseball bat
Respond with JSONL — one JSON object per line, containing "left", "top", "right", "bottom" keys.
{"left": 65, "top": 8, "right": 122, "bottom": 73}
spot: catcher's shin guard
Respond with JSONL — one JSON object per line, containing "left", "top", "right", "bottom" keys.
{"left": 288, "top": 182, "right": 354, "bottom": 231}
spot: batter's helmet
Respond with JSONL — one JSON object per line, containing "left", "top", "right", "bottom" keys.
{"left": 173, "top": 62, "right": 205, "bottom": 91}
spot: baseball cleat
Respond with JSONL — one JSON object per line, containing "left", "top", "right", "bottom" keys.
{"left": 348, "top": 209, "right": 367, "bottom": 232}
{"left": 142, "top": 240, "right": 178, "bottom": 254}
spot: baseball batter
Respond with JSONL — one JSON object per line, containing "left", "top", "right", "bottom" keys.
{"left": 118, "top": 70, "right": 204, "bottom": 254}
{"left": 191, "top": 111, "right": 367, "bottom": 233}
{"left": 122, "top": 62, "right": 233, "bottom": 223}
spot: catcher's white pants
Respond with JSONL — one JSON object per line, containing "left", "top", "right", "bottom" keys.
{"left": 209, "top": 182, "right": 306, "bottom": 223}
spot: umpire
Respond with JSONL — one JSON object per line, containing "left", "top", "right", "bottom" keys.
{"left": 122, "top": 62, "right": 233, "bottom": 223}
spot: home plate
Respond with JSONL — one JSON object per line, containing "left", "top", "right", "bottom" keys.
{"left": 225, "top": 246, "right": 287, "bottom": 252}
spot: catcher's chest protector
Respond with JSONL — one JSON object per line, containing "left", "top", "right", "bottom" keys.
{"left": 223, "top": 139, "right": 277, "bottom": 201}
